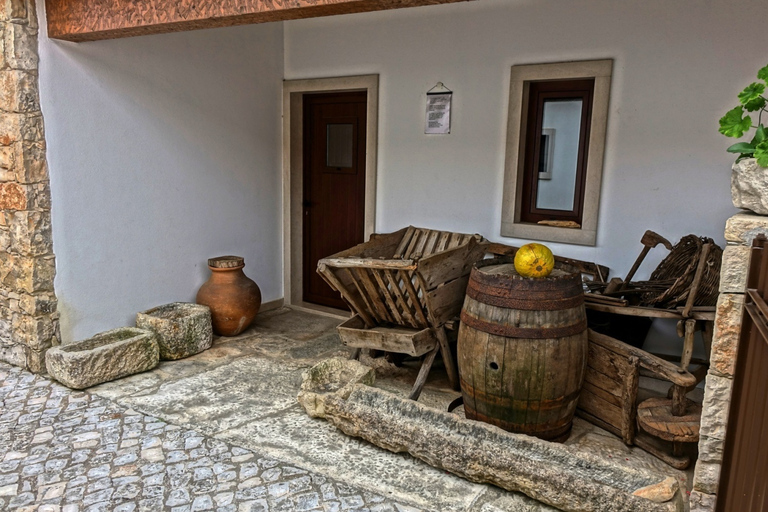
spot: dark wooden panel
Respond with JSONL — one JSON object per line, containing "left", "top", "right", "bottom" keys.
{"left": 45, "top": 0, "right": 472, "bottom": 42}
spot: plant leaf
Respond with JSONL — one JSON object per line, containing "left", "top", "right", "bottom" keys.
{"left": 744, "top": 95, "right": 766, "bottom": 112}
{"left": 752, "top": 124, "right": 768, "bottom": 145}
{"left": 758, "top": 64, "right": 768, "bottom": 83}
{"left": 719, "top": 106, "right": 752, "bottom": 138}
{"left": 756, "top": 140, "right": 768, "bottom": 167}
{"left": 738, "top": 82, "right": 766, "bottom": 106}
{"left": 727, "top": 142, "right": 756, "bottom": 154}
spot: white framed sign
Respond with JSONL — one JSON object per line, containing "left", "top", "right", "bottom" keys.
{"left": 425, "top": 84, "right": 452, "bottom": 134}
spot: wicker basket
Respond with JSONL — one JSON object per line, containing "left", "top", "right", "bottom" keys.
{"left": 640, "top": 235, "right": 722, "bottom": 308}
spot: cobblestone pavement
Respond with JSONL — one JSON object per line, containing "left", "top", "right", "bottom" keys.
{"left": 0, "top": 363, "right": 421, "bottom": 512}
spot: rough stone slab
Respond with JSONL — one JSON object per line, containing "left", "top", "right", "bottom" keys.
{"left": 45, "top": 327, "right": 159, "bottom": 389}
{"left": 718, "top": 244, "right": 749, "bottom": 294}
{"left": 298, "top": 360, "right": 682, "bottom": 512}
{"left": 724, "top": 211, "right": 768, "bottom": 244}
{"left": 298, "top": 357, "right": 375, "bottom": 418}
{"left": 689, "top": 490, "right": 717, "bottom": 512}
{"left": 693, "top": 461, "right": 721, "bottom": 495}
{"left": 632, "top": 477, "right": 679, "bottom": 503}
{"left": 3, "top": 22, "right": 37, "bottom": 70}
{"left": 710, "top": 293, "right": 744, "bottom": 378}
{"left": 698, "top": 372, "right": 733, "bottom": 442}
{"left": 0, "top": 69, "right": 38, "bottom": 112}
{"left": 136, "top": 302, "right": 212, "bottom": 360}
{"left": 697, "top": 434, "right": 724, "bottom": 464}
{"left": 731, "top": 158, "right": 768, "bottom": 215}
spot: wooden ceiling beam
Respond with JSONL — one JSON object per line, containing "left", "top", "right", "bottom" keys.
{"left": 45, "top": 0, "right": 471, "bottom": 42}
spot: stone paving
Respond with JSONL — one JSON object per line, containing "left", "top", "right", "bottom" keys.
{"left": 0, "top": 362, "right": 419, "bottom": 512}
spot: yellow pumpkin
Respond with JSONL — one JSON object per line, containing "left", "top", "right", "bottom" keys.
{"left": 514, "top": 243, "right": 555, "bottom": 278}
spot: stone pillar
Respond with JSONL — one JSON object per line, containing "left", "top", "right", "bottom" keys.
{"left": 690, "top": 211, "right": 768, "bottom": 511}
{"left": 0, "top": 0, "right": 58, "bottom": 372}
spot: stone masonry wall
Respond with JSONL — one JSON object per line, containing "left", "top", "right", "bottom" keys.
{"left": 0, "top": 0, "right": 58, "bottom": 372}
{"left": 689, "top": 211, "right": 767, "bottom": 511}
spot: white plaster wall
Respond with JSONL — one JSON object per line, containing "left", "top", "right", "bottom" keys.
{"left": 284, "top": 0, "right": 762, "bottom": 276}
{"left": 284, "top": 0, "right": 764, "bottom": 355}
{"left": 38, "top": 10, "right": 284, "bottom": 342}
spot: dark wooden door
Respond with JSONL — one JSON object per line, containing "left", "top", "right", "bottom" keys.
{"left": 717, "top": 235, "right": 768, "bottom": 511}
{"left": 303, "top": 91, "right": 367, "bottom": 309}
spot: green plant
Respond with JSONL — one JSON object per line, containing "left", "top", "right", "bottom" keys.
{"left": 719, "top": 64, "right": 768, "bottom": 167}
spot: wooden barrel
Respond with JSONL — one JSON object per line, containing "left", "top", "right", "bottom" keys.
{"left": 458, "top": 257, "right": 588, "bottom": 442}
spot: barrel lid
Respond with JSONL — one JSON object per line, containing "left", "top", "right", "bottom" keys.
{"left": 208, "top": 256, "right": 244, "bottom": 269}
{"left": 479, "top": 263, "right": 570, "bottom": 280}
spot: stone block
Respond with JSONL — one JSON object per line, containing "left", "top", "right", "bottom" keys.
{"left": 18, "top": 291, "right": 56, "bottom": 315}
{"left": 7, "top": 210, "right": 52, "bottom": 255}
{"left": 10, "top": 140, "right": 47, "bottom": 183}
{"left": 718, "top": 245, "right": 749, "bottom": 293}
{"left": 0, "top": 338, "right": 27, "bottom": 367}
{"left": 731, "top": 158, "right": 768, "bottom": 214}
{"left": 0, "top": 69, "right": 39, "bottom": 112}
{"left": 0, "top": 252, "right": 55, "bottom": 293}
{"left": 2, "top": 0, "right": 28, "bottom": 22}
{"left": 136, "top": 302, "right": 213, "bottom": 360}
{"left": 45, "top": 327, "right": 160, "bottom": 389}
{"left": 0, "top": 114, "right": 44, "bottom": 145}
{"left": 693, "top": 461, "right": 721, "bottom": 495}
{"left": 0, "top": 145, "right": 14, "bottom": 181}
{"left": 3, "top": 22, "right": 36, "bottom": 70}
{"left": 27, "top": 345, "right": 45, "bottom": 373}
{"left": 12, "top": 311, "right": 54, "bottom": 350}
{"left": 697, "top": 434, "right": 724, "bottom": 464}
{"left": 699, "top": 372, "right": 733, "bottom": 441}
{"left": 724, "top": 211, "right": 768, "bottom": 244}
{"left": 0, "top": 181, "right": 26, "bottom": 209}
{"left": 688, "top": 490, "right": 716, "bottom": 512}
{"left": 710, "top": 293, "right": 744, "bottom": 378}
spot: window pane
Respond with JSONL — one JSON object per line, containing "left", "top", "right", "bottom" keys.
{"left": 535, "top": 99, "right": 583, "bottom": 211}
{"left": 327, "top": 124, "right": 354, "bottom": 168}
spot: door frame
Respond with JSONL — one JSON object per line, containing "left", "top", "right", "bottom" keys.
{"left": 282, "top": 75, "right": 379, "bottom": 315}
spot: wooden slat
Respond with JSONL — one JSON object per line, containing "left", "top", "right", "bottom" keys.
{"left": 586, "top": 302, "right": 715, "bottom": 321}
{"left": 425, "top": 275, "right": 471, "bottom": 326}
{"left": 321, "top": 258, "right": 417, "bottom": 270}
{"left": 371, "top": 270, "right": 404, "bottom": 325}
{"left": 436, "top": 231, "right": 451, "bottom": 253}
{"left": 346, "top": 267, "right": 382, "bottom": 325}
{"left": 421, "top": 230, "right": 441, "bottom": 258}
{"left": 352, "top": 268, "right": 392, "bottom": 324}
{"left": 578, "top": 389, "right": 624, "bottom": 430}
{"left": 337, "top": 316, "right": 437, "bottom": 357}
{"left": 45, "top": 0, "right": 471, "bottom": 42}
{"left": 418, "top": 236, "right": 483, "bottom": 290}
{"left": 399, "top": 270, "right": 429, "bottom": 327}
{"left": 581, "top": 380, "right": 621, "bottom": 408}
{"left": 410, "top": 229, "right": 431, "bottom": 259}
{"left": 394, "top": 226, "right": 416, "bottom": 258}
{"left": 317, "top": 264, "right": 375, "bottom": 327}
{"left": 403, "top": 229, "right": 423, "bottom": 259}
{"left": 384, "top": 270, "right": 418, "bottom": 328}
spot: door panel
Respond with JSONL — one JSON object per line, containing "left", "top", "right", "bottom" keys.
{"left": 303, "top": 92, "right": 367, "bottom": 309}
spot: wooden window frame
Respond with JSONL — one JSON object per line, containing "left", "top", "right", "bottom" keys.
{"left": 501, "top": 60, "right": 613, "bottom": 246}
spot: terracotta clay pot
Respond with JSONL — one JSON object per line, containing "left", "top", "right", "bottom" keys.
{"left": 196, "top": 256, "right": 262, "bottom": 336}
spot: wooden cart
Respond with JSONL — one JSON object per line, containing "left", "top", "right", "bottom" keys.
{"left": 317, "top": 226, "right": 487, "bottom": 399}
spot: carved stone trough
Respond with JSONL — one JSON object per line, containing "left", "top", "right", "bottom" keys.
{"left": 136, "top": 302, "right": 212, "bottom": 360}
{"left": 45, "top": 327, "right": 159, "bottom": 389}
{"left": 298, "top": 358, "right": 683, "bottom": 512}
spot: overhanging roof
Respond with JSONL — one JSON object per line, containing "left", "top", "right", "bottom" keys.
{"left": 45, "top": 0, "right": 472, "bottom": 42}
